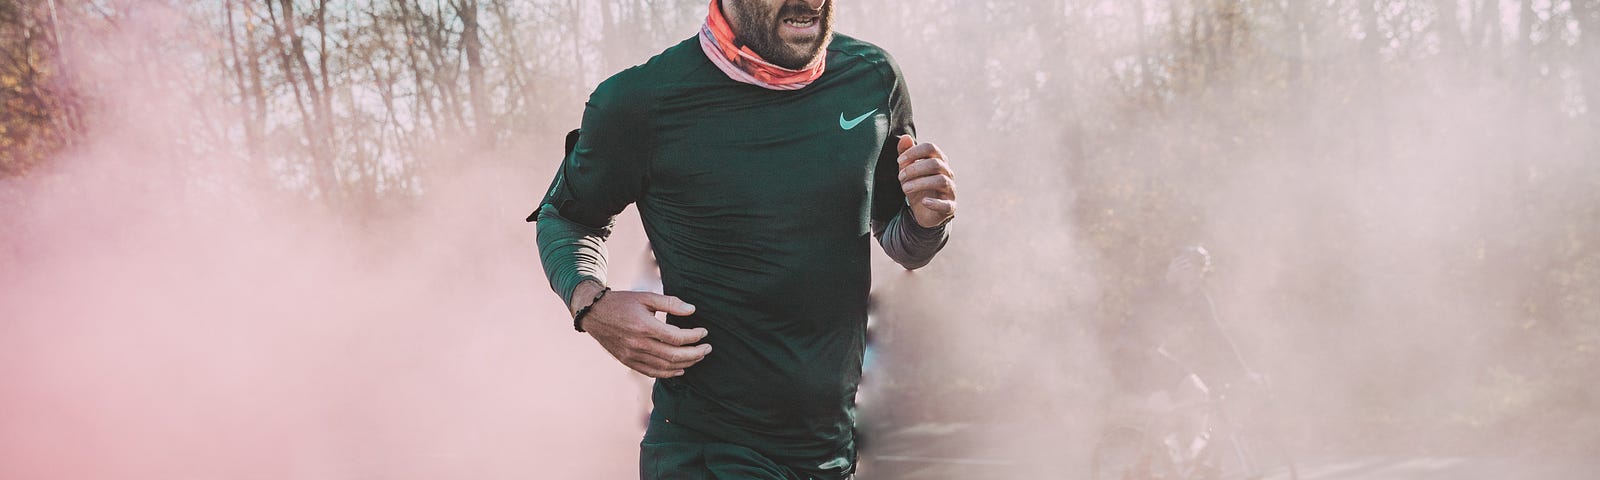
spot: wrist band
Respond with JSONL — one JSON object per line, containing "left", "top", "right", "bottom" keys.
{"left": 573, "top": 287, "right": 611, "bottom": 332}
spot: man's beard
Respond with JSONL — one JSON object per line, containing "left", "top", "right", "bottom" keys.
{"left": 729, "top": 0, "right": 833, "bottom": 70}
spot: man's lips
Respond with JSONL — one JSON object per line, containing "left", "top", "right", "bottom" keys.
{"left": 782, "top": 15, "right": 818, "bottom": 28}
{"left": 780, "top": 13, "right": 820, "bottom": 38}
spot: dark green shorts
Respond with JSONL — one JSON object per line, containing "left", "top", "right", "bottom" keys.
{"left": 639, "top": 414, "right": 850, "bottom": 480}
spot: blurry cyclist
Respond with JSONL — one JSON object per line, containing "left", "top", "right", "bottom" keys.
{"left": 1111, "top": 245, "right": 1260, "bottom": 472}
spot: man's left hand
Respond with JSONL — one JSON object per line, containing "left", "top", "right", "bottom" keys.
{"left": 896, "top": 135, "right": 957, "bottom": 228}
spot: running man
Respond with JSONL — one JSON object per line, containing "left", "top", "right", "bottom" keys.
{"left": 530, "top": 1, "right": 955, "bottom": 478}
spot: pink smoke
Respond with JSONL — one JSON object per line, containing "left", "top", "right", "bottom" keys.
{"left": 0, "top": 3, "right": 650, "bottom": 478}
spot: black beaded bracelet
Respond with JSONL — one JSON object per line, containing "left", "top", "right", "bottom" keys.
{"left": 572, "top": 287, "right": 611, "bottom": 332}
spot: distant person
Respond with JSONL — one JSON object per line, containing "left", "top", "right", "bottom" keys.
{"left": 1111, "top": 246, "right": 1259, "bottom": 467}
{"left": 529, "top": 1, "right": 956, "bottom": 478}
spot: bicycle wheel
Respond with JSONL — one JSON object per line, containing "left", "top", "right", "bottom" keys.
{"left": 1091, "top": 424, "right": 1162, "bottom": 480}
{"left": 1207, "top": 427, "right": 1298, "bottom": 480}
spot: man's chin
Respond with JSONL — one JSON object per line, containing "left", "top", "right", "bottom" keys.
{"left": 772, "top": 55, "right": 819, "bottom": 70}
{"left": 776, "top": 41, "right": 826, "bottom": 68}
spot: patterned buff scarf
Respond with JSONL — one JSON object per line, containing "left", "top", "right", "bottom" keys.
{"left": 699, "top": 0, "right": 827, "bottom": 90}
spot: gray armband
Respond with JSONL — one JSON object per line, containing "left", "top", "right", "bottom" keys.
{"left": 535, "top": 204, "right": 612, "bottom": 306}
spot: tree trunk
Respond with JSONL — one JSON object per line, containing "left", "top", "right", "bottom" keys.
{"left": 395, "top": 0, "right": 441, "bottom": 139}
{"left": 416, "top": 0, "right": 466, "bottom": 136}
{"left": 316, "top": 0, "right": 332, "bottom": 124}
{"left": 223, "top": 0, "right": 260, "bottom": 155}
{"left": 457, "top": 0, "right": 493, "bottom": 148}
{"left": 245, "top": 2, "right": 267, "bottom": 147}
{"left": 489, "top": 0, "right": 531, "bottom": 130}
{"left": 569, "top": 0, "right": 587, "bottom": 84}
{"left": 1285, "top": 0, "right": 1306, "bottom": 100}
{"left": 1360, "top": 0, "right": 1391, "bottom": 159}
{"left": 267, "top": 0, "right": 337, "bottom": 202}
{"left": 1518, "top": 0, "right": 1535, "bottom": 68}
{"left": 1577, "top": 0, "right": 1600, "bottom": 134}
{"left": 1438, "top": 0, "right": 1464, "bottom": 58}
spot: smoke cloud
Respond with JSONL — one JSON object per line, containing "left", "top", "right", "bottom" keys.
{"left": 3, "top": 1, "right": 1598, "bottom": 479}
{"left": 0, "top": 3, "right": 652, "bottom": 478}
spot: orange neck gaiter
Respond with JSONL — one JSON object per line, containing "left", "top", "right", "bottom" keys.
{"left": 698, "top": 0, "right": 827, "bottom": 90}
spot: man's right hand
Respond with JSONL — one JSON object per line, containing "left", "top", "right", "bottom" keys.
{"left": 570, "top": 281, "right": 710, "bottom": 378}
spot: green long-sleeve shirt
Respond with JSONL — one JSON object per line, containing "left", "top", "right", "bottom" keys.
{"left": 532, "top": 34, "right": 947, "bottom": 477}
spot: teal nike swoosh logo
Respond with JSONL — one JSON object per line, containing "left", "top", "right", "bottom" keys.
{"left": 839, "top": 109, "right": 877, "bottom": 130}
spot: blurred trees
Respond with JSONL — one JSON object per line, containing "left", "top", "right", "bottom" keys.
{"left": 0, "top": 0, "right": 81, "bottom": 177}
{"left": 198, "top": 0, "right": 700, "bottom": 211}
{"left": 5, "top": 0, "right": 1595, "bottom": 198}
{"left": 2, "top": 0, "right": 703, "bottom": 206}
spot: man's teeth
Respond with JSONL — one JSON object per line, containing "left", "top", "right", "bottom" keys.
{"left": 784, "top": 18, "right": 816, "bottom": 27}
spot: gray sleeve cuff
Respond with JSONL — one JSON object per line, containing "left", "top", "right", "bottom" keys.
{"left": 872, "top": 205, "right": 950, "bottom": 270}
